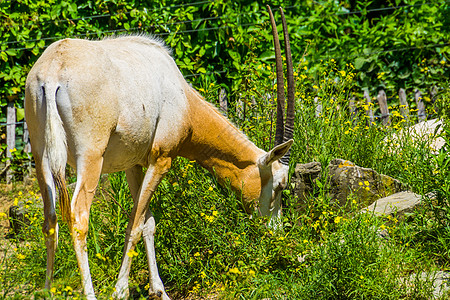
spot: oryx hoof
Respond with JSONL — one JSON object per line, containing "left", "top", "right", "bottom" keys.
{"left": 111, "top": 288, "right": 129, "bottom": 300}
{"left": 148, "top": 291, "right": 162, "bottom": 299}
{"left": 149, "top": 290, "right": 170, "bottom": 300}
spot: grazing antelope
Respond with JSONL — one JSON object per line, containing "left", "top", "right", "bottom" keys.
{"left": 24, "top": 5, "right": 295, "bottom": 300}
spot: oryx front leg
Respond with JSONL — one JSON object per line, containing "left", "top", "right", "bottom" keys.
{"left": 35, "top": 156, "right": 59, "bottom": 290}
{"left": 71, "top": 156, "right": 104, "bottom": 300}
{"left": 114, "top": 157, "right": 172, "bottom": 300}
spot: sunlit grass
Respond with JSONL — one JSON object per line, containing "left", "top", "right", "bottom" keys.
{"left": 0, "top": 62, "right": 449, "bottom": 299}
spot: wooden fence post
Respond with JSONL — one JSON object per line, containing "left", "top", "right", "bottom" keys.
{"left": 219, "top": 87, "right": 228, "bottom": 116}
{"left": 23, "top": 120, "right": 31, "bottom": 154}
{"left": 236, "top": 93, "right": 244, "bottom": 120}
{"left": 398, "top": 88, "right": 410, "bottom": 125}
{"left": 314, "top": 97, "right": 322, "bottom": 117}
{"left": 377, "top": 89, "right": 390, "bottom": 126}
{"left": 6, "top": 97, "right": 16, "bottom": 186}
{"left": 363, "top": 89, "right": 374, "bottom": 126}
{"left": 23, "top": 119, "right": 32, "bottom": 179}
{"left": 349, "top": 96, "right": 356, "bottom": 122}
{"left": 415, "top": 89, "right": 426, "bottom": 122}
{"left": 430, "top": 85, "right": 438, "bottom": 116}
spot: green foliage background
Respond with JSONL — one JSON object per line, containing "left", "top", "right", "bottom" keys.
{"left": 1, "top": 0, "right": 449, "bottom": 110}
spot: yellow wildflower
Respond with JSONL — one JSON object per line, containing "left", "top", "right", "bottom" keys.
{"left": 228, "top": 267, "right": 241, "bottom": 274}
{"left": 126, "top": 250, "right": 138, "bottom": 258}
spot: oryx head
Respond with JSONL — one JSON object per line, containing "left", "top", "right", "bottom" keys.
{"left": 240, "top": 6, "right": 295, "bottom": 227}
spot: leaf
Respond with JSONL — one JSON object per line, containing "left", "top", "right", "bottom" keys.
{"left": 16, "top": 108, "right": 25, "bottom": 122}
{"left": 0, "top": 52, "right": 7, "bottom": 62}
{"left": 354, "top": 57, "right": 366, "bottom": 70}
{"left": 259, "top": 50, "right": 275, "bottom": 61}
{"left": 398, "top": 69, "right": 411, "bottom": 79}
{"left": 5, "top": 50, "right": 17, "bottom": 56}
{"left": 11, "top": 87, "right": 20, "bottom": 94}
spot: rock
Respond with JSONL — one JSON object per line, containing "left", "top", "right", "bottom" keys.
{"left": 293, "top": 162, "right": 321, "bottom": 202}
{"left": 291, "top": 159, "right": 408, "bottom": 210}
{"left": 9, "top": 204, "right": 30, "bottom": 237}
{"left": 9, "top": 197, "right": 43, "bottom": 238}
{"left": 328, "top": 159, "right": 405, "bottom": 208}
{"left": 361, "top": 191, "right": 422, "bottom": 218}
{"left": 386, "top": 119, "right": 445, "bottom": 155}
{"left": 406, "top": 271, "right": 450, "bottom": 299}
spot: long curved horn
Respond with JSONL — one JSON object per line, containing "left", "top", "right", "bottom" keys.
{"left": 267, "top": 5, "right": 285, "bottom": 147}
{"left": 279, "top": 7, "right": 295, "bottom": 166}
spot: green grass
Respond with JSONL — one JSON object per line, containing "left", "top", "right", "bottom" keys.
{"left": 1, "top": 62, "right": 449, "bottom": 299}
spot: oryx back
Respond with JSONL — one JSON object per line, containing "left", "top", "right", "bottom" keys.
{"left": 26, "top": 35, "right": 189, "bottom": 173}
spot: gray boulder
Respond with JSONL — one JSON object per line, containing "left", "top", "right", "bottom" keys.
{"left": 293, "top": 162, "right": 322, "bottom": 202}
{"left": 292, "top": 159, "right": 406, "bottom": 209}
{"left": 361, "top": 191, "right": 422, "bottom": 218}
{"left": 328, "top": 159, "right": 405, "bottom": 207}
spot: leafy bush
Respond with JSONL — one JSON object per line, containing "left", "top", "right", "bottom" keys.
{"left": 1, "top": 0, "right": 448, "bottom": 105}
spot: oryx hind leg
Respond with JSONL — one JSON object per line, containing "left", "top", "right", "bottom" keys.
{"left": 71, "top": 154, "right": 104, "bottom": 300}
{"left": 113, "top": 157, "right": 172, "bottom": 300}
{"left": 143, "top": 209, "right": 169, "bottom": 300}
{"left": 34, "top": 155, "right": 59, "bottom": 290}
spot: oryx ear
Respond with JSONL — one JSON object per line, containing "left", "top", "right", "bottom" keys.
{"left": 258, "top": 139, "right": 293, "bottom": 167}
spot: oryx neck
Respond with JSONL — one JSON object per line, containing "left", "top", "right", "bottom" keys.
{"left": 180, "top": 86, "right": 264, "bottom": 188}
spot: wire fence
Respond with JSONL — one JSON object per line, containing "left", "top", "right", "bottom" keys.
{"left": 1, "top": 0, "right": 447, "bottom": 80}
{"left": 2, "top": 0, "right": 214, "bottom": 29}
{"left": 3, "top": 0, "right": 448, "bottom": 33}
{"left": 1, "top": 3, "right": 447, "bottom": 126}
{"left": 2, "top": 0, "right": 449, "bottom": 48}
{"left": 0, "top": 121, "right": 24, "bottom": 127}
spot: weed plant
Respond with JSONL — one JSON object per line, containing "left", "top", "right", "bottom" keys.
{"left": 0, "top": 63, "right": 449, "bottom": 299}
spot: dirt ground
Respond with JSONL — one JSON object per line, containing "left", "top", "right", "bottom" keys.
{"left": 0, "top": 183, "right": 15, "bottom": 254}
